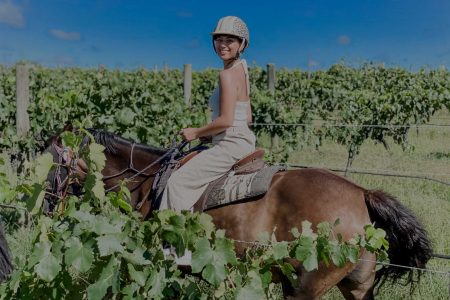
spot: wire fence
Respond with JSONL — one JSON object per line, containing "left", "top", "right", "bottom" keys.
{"left": 232, "top": 238, "right": 450, "bottom": 297}
{"left": 251, "top": 122, "right": 450, "bottom": 128}
{"left": 279, "top": 164, "right": 450, "bottom": 187}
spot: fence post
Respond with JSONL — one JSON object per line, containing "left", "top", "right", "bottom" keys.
{"left": 16, "top": 63, "right": 30, "bottom": 138}
{"left": 267, "top": 63, "right": 276, "bottom": 94}
{"left": 267, "top": 63, "right": 279, "bottom": 150}
{"left": 183, "top": 64, "right": 192, "bottom": 106}
{"left": 163, "top": 63, "right": 169, "bottom": 75}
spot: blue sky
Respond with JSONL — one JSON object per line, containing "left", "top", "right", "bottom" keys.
{"left": 1, "top": 0, "right": 449, "bottom": 70}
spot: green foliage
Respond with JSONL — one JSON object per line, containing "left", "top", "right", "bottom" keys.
{"left": 0, "top": 136, "right": 389, "bottom": 299}
{"left": 1, "top": 63, "right": 450, "bottom": 164}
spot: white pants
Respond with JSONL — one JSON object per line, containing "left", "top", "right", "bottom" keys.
{"left": 159, "top": 126, "right": 256, "bottom": 211}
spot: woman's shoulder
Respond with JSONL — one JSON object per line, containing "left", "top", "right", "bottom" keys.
{"left": 218, "top": 69, "right": 234, "bottom": 86}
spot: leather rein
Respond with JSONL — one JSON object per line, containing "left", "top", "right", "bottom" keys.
{"left": 103, "top": 140, "right": 188, "bottom": 193}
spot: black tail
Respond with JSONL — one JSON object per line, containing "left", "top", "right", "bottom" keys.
{"left": 364, "top": 190, "right": 432, "bottom": 291}
{"left": 0, "top": 222, "right": 13, "bottom": 282}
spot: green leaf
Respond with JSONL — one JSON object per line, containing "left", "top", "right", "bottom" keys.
{"left": 146, "top": 268, "right": 166, "bottom": 299}
{"left": 295, "top": 236, "right": 318, "bottom": 271}
{"left": 96, "top": 234, "right": 124, "bottom": 257}
{"left": 93, "top": 216, "right": 120, "bottom": 235}
{"left": 236, "top": 271, "right": 266, "bottom": 300}
{"left": 273, "top": 241, "right": 289, "bottom": 260}
{"left": 331, "top": 244, "right": 347, "bottom": 267}
{"left": 89, "top": 143, "right": 106, "bottom": 171}
{"left": 127, "top": 264, "right": 146, "bottom": 287}
{"left": 65, "top": 237, "right": 94, "bottom": 273}
{"left": 35, "top": 153, "right": 54, "bottom": 183}
{"left": 116, "top": 107, "right": 136, "bottom": 125}
{"left": 117, "top": 197, "right": 133, "bottom": 213}
{"left": 191, "top": 238, "right": 213, "bottom": 273}
{"left": 92, "top": 172, "right": 105, "bottom": 199}
{"left": 122, "top": 247, "right": 151, "bottom": 266}
{"left": 202, "top": 263, "right": 227, "bottom": 286}
{"left": 87, "top": 256, "right": 119, "bottom": 300}
{"left": 214, "top": 238, "right": 238, "bottom": 266}
{"left": 34, "top": 252, "right": 61, "bottom": 282}
{"left": 26, "top": 183, "right": 46, "bottom": 214}
{"left": 301, "top": 220, "right": 317, "bottom": 239}
{"left": 61, "top": 131, "right": 78, "bottom": 148}
{"left": 28, "top": 241, "right": 51, "bottom": 268}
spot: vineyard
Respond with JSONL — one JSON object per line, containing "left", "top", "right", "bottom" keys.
{"left": 1, "top": 63, "right": 450, "bottom": 162}
{"left": 1, "top": 62, "right": 450, "bottom": 299}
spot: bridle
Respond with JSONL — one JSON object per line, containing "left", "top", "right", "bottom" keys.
{"left": 49, "top": 142, "right": 85, "bottom": 199}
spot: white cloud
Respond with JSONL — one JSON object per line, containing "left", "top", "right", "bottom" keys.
{"left": 50, "top": 29, "right": 81, "bottom": 41}
{"left": 0, "top": 0, "right": 25, "bottom": 28}
{"left": 338, "top": 35, "right": 351, "bottom": 45}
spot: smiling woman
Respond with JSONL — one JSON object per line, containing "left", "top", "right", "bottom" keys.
{"left": 159, "top": 16, "right": 255, "bottom": 214}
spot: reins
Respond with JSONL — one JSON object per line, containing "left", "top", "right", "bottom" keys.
{"left": 104, "top": 138, "right": 189, "bottom": 192}
{"left": 103, "top": 143, "right": 154, "bottom": 181}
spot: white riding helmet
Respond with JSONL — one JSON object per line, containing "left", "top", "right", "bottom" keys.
{"left": 211, "top": 16, "right": 249, "bottom": 52}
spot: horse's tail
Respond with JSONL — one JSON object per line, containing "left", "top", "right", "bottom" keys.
{"left": 364, "top": 190, "right": 432, "bottom": 291}
{"left": 0, "top": 222, "right": 13, "bottom": 282}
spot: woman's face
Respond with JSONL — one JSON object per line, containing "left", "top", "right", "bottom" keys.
{"left": 213, "top": 35, "right": 242, "bottom": 60}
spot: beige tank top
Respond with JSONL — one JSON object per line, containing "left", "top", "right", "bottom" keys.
{"left": 208, "top": 59, "right": 250, "bottom": 127}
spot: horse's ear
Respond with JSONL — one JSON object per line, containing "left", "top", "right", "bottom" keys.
{"left": 63, "top": 122, "right": 73, "bottom": 132}
{"left": 45, "top": 123, "right": 73, "bottom": 148}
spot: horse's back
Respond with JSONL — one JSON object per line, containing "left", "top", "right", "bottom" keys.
{"left": 270, "top": 168, "right": 371, "bottom": 239}
{"left": 208, "top": 167, "right": 371, "bottom": 244}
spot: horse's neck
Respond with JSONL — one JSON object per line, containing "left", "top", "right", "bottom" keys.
{"left": 129, "top": 146, "right": 164, "bottom": 169}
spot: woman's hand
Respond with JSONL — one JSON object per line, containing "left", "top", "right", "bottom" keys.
{"left": 179, "top": 128, "right": 199, "bottom": 142}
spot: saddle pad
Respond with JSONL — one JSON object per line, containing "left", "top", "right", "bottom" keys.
{"left": 202, "top": 165, "right": 285, "bottom": 210}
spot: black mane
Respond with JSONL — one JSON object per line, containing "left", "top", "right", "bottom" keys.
{"left": 87, "top": 129, "right": 167, "bottom": 155}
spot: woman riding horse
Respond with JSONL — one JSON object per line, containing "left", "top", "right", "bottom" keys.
{"left": 46, "top": 128, "right": 432, "bottom": 299}
{"left": 160, "top": 16, "right": 256, "bottom": 212}
{"left": 43, "top": 16, "right": 433, "bottom": 300}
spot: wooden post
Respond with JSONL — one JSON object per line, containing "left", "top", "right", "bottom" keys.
{"left": 267, "top": 63, "right": 279, "bottom": 150}
{"left": 16, "top": 63, "right": 30, "bottom": 137}
{"left": 267, "top": 63, "right": 276, "bottom": 95}
{"left": 163, "top": 63, "right": 169, "bottom": 75}
{"left": 183, "top": 64, "right": 192, "bottom": 105}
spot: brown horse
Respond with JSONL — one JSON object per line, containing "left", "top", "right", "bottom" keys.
{"left": 46, "top": 129, "right": 432, "bottom": 300}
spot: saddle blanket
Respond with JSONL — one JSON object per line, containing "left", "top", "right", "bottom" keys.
{"left": 202, "top": 165, "right": 285, "bottom": 210}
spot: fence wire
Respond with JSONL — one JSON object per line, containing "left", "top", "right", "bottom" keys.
{"left": 251, "top": 122, "right": 450, "bottom": 128}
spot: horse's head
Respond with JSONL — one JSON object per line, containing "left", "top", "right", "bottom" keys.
{"left": 43, "top": 130, "right": 88, "bottom": 214}
{"left": 44, "top": 128, "right": 169, "bottom": 218}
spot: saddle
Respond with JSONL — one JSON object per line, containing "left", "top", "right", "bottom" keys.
{"left": 148, "top": 147, "right": 284, "bottom": 213}
{"left": 177, "top": 148, "right": 266, "bottom": 175}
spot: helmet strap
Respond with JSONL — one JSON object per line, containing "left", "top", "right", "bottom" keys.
{"left": 235, "top": 38, "right": 246, "bottom": 59}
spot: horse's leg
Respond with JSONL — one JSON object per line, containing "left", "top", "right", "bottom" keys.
{"left": 336, "top": 252, "right": 377, "bottom": 300}
{"left": 281, "top": 261, "right": 356, "bottom": 300}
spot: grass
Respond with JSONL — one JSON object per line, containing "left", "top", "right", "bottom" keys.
{"left": 3, "top": 110, "right": 450, "bottom": 299}
{"left": 285, "top": 112, "right": 450, "bottom": 299}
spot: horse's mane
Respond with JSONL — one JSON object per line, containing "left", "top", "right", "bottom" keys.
{"left": 87, "top": 129, "right": 167, "bottom": 155}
